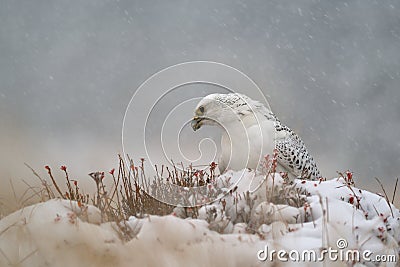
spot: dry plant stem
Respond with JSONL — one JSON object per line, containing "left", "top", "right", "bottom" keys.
{"left": 374, "top": 177, "right": 394, "bottom": 218}
{"left": 351, "top": 206, "right": 356, "bottom": 237}
{"left": 392, "top": 178, "right": 398, "bottom": 205}
{"left": 371, "top": 204, "right": 380, "bottom": 217}
{"left": 0, "top": 220, "right": 24, "bottom": 265}
{"left": 141, "top": 160, "right": 149, "bottom": 191}
{"left": 127, "top": 157, "right": 135, "bottom": 197}
{"left": 16, "top": 249, "right": 39, "bottom": 265}
{"left": 309, "top": 205, "right": 316, "bottom": 228}
{"left": 110, "top": 173, "right": 122, "bottom": 215}
{"left": 358, "top": 236, "right": 373, "bottom": 250}
{"left": 345, "top": 182, "right": 365, "bottom": 212}
{"left": 25, "top": 163, "right": 53, "bottom": 199}
{"left": 318, "top": 194, "right": 329, "bottom": 249}
{"left": 46, "top": 167, "right": 63, "bottom": 198}
{"left": 8, "top": 180, "right": 19, "bottom": 210}
{"left": 63, "top": 169, "right": 74, "bottom": 199}
{"left": 20, "top": 180, "right": 44, "bottom": 206}
{"left": 325, "top": 197, "right": 329, "bottom": 223}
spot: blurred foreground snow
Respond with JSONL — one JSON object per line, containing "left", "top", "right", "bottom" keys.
{"left": 0, "top": 170, "right": 398, "bottom": 267}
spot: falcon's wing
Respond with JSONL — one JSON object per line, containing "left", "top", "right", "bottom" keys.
{"left": 273, "top": 121, "right": 321, "bottom": 180}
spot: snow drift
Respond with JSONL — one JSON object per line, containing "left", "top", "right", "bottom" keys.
{"left": 0, "top": 170, "right": 398, "bottom": 267}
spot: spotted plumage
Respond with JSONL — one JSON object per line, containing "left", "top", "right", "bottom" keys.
{"left": 272, "top": 115, "right": 321, "bottom": 179}
{"left": 191, "top": 93, "right": 321, "bottom": 180}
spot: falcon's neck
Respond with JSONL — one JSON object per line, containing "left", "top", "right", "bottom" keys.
{"left": 237, "top": 110, "right": 276, "bottom": 128}
{"left": 240, "top": 113, "right": 263, "bottom": 128}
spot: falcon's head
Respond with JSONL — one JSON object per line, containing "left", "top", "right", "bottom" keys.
{"left": 191, "top": 93, "right": 270, "bottom": 131}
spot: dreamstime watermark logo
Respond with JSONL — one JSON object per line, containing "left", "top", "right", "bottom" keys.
{"left": 257, "top": 238, "right": 397, "bottom": 263}
{"left": 121, "top": 61, "right": 272, "bottom": 206}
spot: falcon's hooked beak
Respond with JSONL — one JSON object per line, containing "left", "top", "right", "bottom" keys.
{"left": 191, "top": 116, "right": 203, "bottom": 131}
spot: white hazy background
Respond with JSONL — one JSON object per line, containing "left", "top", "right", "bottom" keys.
{"left": 1, "top": 0, "right": 400, "bottom": 212}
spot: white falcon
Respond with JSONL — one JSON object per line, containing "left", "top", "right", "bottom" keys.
{"left": 191, "top": 93, "right": 321, "bottom": 180}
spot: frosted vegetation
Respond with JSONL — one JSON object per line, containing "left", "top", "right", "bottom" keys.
{"left": 0, "top": 156, "right": 398, "bottom": 266}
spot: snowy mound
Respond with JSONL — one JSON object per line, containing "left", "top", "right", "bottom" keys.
{"left": 0, "top": 170, "right": 398, "bottom": 267}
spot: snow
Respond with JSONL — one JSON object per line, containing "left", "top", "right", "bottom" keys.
{"left": 0, "top": 170, "right": 399, "bottom": 266}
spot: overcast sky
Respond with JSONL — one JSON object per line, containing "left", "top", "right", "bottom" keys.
{"left": 1, "top": 0, "right": 400, "bottom": 211}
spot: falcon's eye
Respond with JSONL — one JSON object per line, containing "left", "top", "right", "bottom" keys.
{"left": 199, "top": 106, "right": 205, "bottom": 113}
